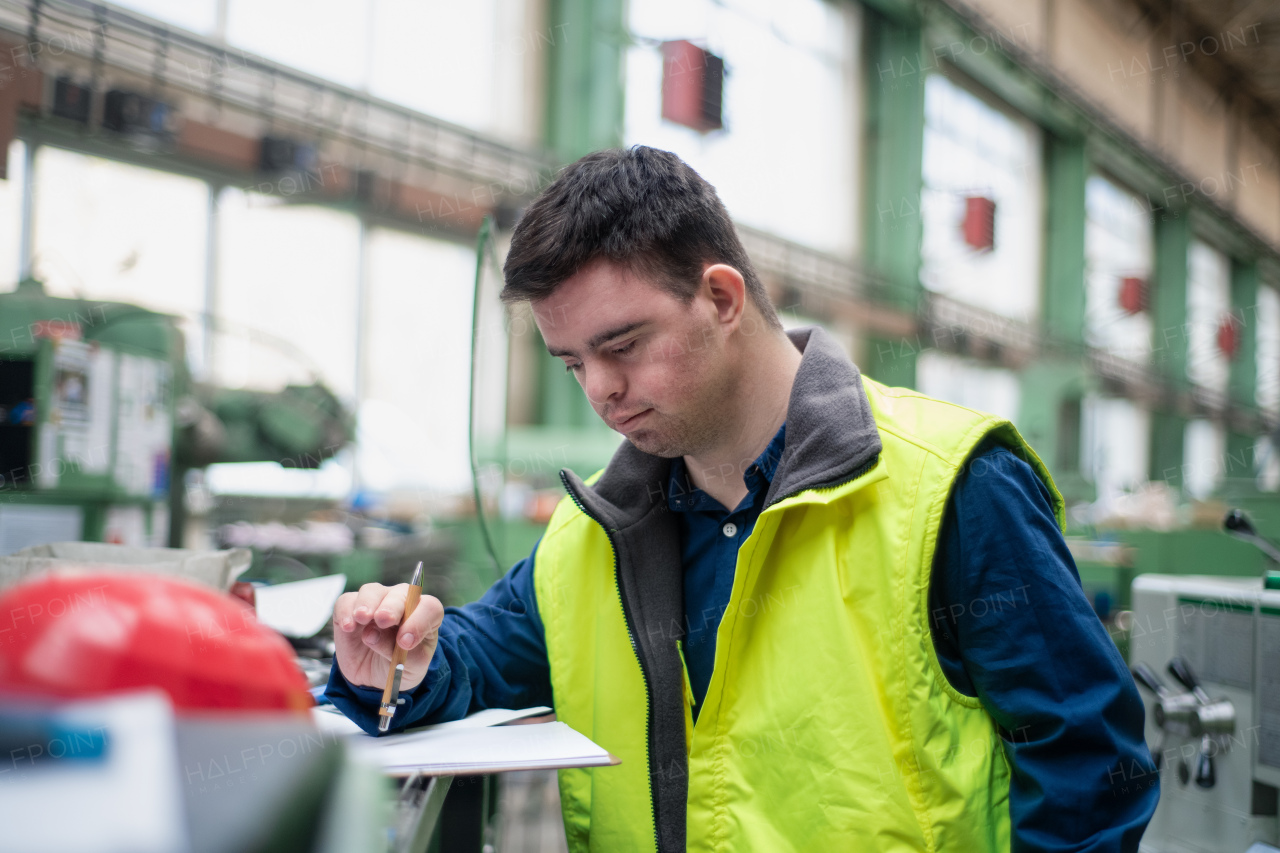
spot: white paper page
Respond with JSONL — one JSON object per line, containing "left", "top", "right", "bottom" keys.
{"left": 309, "top": 704, "right": 552, "bottom": 738}
{"left": 352, "top": 721, "right": 611, "bottom": 774}
{"left": 407, "top": 706, "right": 552, "bottom": 732}
{"left": 255, "top": 574, "right": 347, "bottom": 637}
{"left": 311, "top": 705, "right": 366, "bottom": 737}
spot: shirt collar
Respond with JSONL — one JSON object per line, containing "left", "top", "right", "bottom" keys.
{"left": 667, "top": 423, "right": 787, "bottom": 513}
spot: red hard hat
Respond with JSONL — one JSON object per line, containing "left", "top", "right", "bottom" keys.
{"left": 0, "top": 572, "right": 313, "bottom": 713}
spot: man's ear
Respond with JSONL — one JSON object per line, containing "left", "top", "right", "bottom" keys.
{"left": 702, "top": 264, "right": 746, "bottom": 332}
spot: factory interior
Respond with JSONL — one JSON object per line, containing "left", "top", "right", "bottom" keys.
{"left": 0, "top": 0, "right": 1279, "bottom": 851}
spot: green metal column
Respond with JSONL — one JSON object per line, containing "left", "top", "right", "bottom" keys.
{"left": 535, "top": 329, "right": 594, "bottom": 428}
{"left": 1149, "top": 213, "right": 1190, "bottom": 485}
{"left": 1020, "top": 137, "right": 1091, "bottom": 499}
{"left": 531, "top": 0, "right": 628, "bottom": 435}
{"left": 1151, "top": 412, "right": 1187, "bottom": 487}
{"left": 862, "top": 11, "right": 925, "bottom": 388}
{"left": 1227, "top": 260, "right": 1261, "bottom": 486}
{"left": 1151, "top": 213, "right": 1191, "bottom": 386}
{"left": 1042, "top": 139, "right": 1087, "bottom": 345}
{"left": 1230, "top": 260, "right": 1260, "bottom": 407}
{"left": 545, "top": 0, "right": 627, "bottom": 163}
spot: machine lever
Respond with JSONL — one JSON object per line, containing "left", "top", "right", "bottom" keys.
{"left": 1223, "top": 508, "right": 1280, "bottom": 565}
{"left": 1194, "top": 735, "right": 1216, "bottom": 789}
{"left": 1131, "top": 663, "right": 1168, "bottom": 697}
{"left": 1168, "top": 657, "right": 1212, "bottom": 705}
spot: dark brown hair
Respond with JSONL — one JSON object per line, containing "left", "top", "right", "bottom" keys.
{"left": 501, "top": 146, "right": 781, "bottom": 330}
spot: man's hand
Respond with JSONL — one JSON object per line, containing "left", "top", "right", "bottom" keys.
{"left": 333, "top": 582, "right": 445, "bottom": 693}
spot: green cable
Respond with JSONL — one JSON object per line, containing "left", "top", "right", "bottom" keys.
{"left": 469, "top": 215, "right": 503, "bottom": 579}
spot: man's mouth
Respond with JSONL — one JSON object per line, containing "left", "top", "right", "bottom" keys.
{"left": 611, "top": 409, "right": 651, "bottom": 430}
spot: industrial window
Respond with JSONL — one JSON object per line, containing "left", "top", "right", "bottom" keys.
{"left": 1186, "top": 239, "right": 1232, "bottom": 394}
{"left": 1084, "top": 174, "right": 1154, "bottom": 363}
{"left": 1183, "top": 418, "right": 1225, "bottom": 500}
{"left": 31, "top": 146, "right": 207, "bottom": 366}
{"left": 117, "top": 0, "right": 537, "bottom": 144}
{"left": 1257, "top": 284, "right": 1280, "bottom": 417}
{"left": 624, "top": 0, "right": 860, "bottom": 256}
{"left": 1080, "top": 395, "right": 1150, "bottom": 505}
{"left": 360, "top": 228, "right": 502, "bottom": 495}
{"left": 920, "top": 72, "right": 1043, "bottom": 321}
{"left": 213, "top": 188, "right": 360, "bottom": 398}
{"left": 1256, "top": 285, "right": 1280, "bottom": 492}
{"left": 915, "top": 350, "right": 1020, "bottom": 424}
{"left": 108, "top": 0, "right": 216, "bottom": 33}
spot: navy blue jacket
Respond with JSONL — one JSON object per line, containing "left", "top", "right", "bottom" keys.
{"left": 328, "top": 434, "right": 1158, "bottom": 851}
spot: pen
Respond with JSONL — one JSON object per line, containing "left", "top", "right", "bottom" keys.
{"left": 378, "top": 561, "right": 423, "bottom": 733}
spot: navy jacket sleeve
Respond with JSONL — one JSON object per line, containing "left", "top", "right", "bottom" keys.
{"left": 930, "top": 442, "right": 1158, "bottom": 853}
{"left": 325, "top": 538, "right": 553, "bottom": 735}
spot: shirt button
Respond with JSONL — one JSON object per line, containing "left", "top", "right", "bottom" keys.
{"left": 722, "top": 522, "right": 738, "bottom": 537}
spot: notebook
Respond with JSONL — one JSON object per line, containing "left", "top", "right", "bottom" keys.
{"left": 311, "top": 705, "right": 617, "bottom": 776}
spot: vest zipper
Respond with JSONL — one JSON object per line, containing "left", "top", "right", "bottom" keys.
{"left": 559, "top": 470, "right": 664, "bottom": 853}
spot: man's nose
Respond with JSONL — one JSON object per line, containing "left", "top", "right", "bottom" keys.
{"left": 582, "top": 361, "right": 625, "bottom": 407}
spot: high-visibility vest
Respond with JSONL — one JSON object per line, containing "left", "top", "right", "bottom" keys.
{"left": 533, "top": 376, "right": 1066, "bottom": 852}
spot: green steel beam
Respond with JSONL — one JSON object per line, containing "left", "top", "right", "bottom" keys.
{"left": 863, "top": 12, "right": 926, "bottom": 387}
{"left": 920, "top": 12, "right": 1079, "bottom": 138}
{"left": 1225, "top": 430, "right": 1258, "bottom": 493}
{"left": 1230, "top": 260, "right": 1260, "bottom": 408}
{"left": 545, "top": 0, "right": 627, "bottom": 163}
{"left": 858, "top": 0, "right": 921, "bottom": 25}
{"left": 1151, "top": 213, "right": 1191, "bottom": 386}
{"left": 863, "top": 13, "right": 925, "bottom": 304}
{"left": 526, "top": 0, "right": 627, "bottom": 453}
{"left": 1043, "top": 139, "right": 1088, "bottom": 345}
{"left": 1016, "top": 360, "right": 1095, "bottom": 503}
{"left": 536, "top": 330, "right": 598, "bottom": 428}
{"left": 1150, "top": 411, "right": 1186, "bottom": 487}
{"left": 1150, "top": 213, "right": 1191, "bottom": 487}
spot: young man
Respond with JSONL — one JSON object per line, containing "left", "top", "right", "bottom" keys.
{"left": 328, "top": 146, "right": 1158, "bottom": 851}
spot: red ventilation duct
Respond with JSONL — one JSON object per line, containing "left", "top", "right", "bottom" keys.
{"left": 661, "top": 40, "right": 724, "bottom": 133}
{"left": 1118, "top": 276, "right": 1148, "bottom": 314}
{"left": 962, "top": 196, "right": 996, "bottom": 250}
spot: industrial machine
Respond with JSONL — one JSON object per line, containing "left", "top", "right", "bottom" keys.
{"left": 0, "top": 277, "right": 353, "bottom": 553}
{"left": 1130, "top": 511, "right": 1280, "bottom": 853}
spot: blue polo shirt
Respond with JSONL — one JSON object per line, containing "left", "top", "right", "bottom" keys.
{"left": 667, "top": 424, "right": 786, "bottom": 718}
{"left": 327, "top": 427, "right": 1157, "bottom": 851}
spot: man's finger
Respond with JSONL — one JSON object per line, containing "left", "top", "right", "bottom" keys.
{"left": 397, "top": 595, "right": 445, "bottom": 650}
{"left": 351, "top": 583, "right": 388, "bottom": 625}
{"left": 373, "top": 583, "right": 409, "bottom": 629}
{"left": 333, "top": 591, "right": 359, "bottom": 632}
{"left": 361, "top": 622, "right": 397, "bottom": 660}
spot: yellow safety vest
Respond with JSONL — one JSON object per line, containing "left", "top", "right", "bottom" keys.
{"left": 534, "top": 376, "right": 1065, "bottom": 852}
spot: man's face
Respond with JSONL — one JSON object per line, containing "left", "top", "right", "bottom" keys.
{"left": 533, "top": 258, "right": 739, "bottom": 458}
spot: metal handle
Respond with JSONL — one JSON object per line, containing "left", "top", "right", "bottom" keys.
{"left": 1223, "top": 508, "right": 1280, "bottom": 564}
{"left": 1191, "top": 700, "right": 1236, "bottom": 737}
{"left": 1168, "top": 657, "right": 1213, "bottom": 704}
{"left": 1131, "top": 663, "right": 1167, "bottom": 697}
{"left": 1194, "top": 735, "right": 1216, "bottom": 789}
{"left": 1224, "top": 508, "right": 1256, "bottom": 536}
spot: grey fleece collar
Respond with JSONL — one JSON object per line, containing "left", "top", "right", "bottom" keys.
{"left": 555, "top": 325, "right": 883, "bottom": 853}
{"left": 565, "top": 324, "right": 883, "bottom": 521}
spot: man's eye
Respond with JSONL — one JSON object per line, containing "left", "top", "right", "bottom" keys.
{"left": 564, "top": 363, "right": 581, "bottom": 373}
{"left": 612, "top": 340, "right": 637, "bottom": 356}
